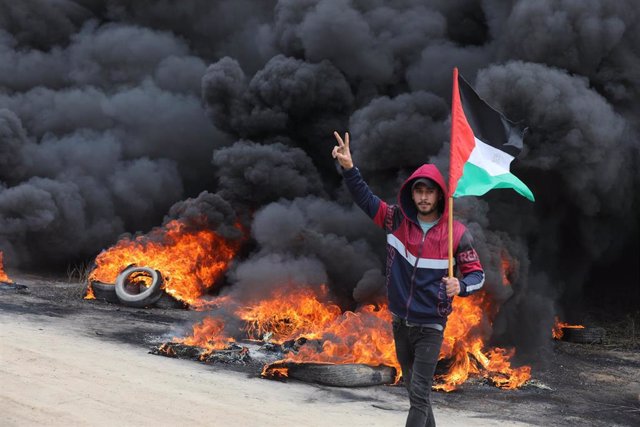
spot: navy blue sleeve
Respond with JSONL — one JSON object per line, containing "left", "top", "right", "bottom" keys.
{"left": 342, "top": 167, "right": 388, "bottom": 227}
{"left": 456, "top": 230, "right": 485, "bottom": 297}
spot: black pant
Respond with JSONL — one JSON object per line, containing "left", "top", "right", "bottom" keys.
{"left": 393, "top": 320, "right": 444, "bottom": 427}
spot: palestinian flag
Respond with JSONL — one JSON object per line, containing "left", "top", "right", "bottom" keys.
{"left": 449, "top": 68, "right": 534, "bottom": 201}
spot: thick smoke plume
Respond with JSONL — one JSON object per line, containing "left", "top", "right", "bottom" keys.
{"left": 1, "top": 1, "right": 638, "bottom": 359}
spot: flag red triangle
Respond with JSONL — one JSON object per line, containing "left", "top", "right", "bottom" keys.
{"left": 448, "top": 67, "right": 476, "bottom": 196}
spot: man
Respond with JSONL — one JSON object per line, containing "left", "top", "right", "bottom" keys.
{"left": 331, "top": 131, "right": 484, "bottom": 427}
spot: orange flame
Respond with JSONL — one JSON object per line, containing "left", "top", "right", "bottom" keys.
{"left": 284, "top": 303, "right": 396, "bottom": 370}
{"left": 88, "top": 219, "right": 240, "bottom": 305}
{"left": 236, "top": 286, "right": 397, "bottom": 369}
{"left": 237, "top": 285, "right": 342, "bottom": 342}
{"left": 177, "top": 317, "right": 233, "bottom": 352}
{"left": 482, "top": 348, "right": 532, "bottom": 389}
{"left": 0, "top": 252, "right": 13, "bottom": 283}
{"left": 175, "top": 283, "right": 530, "bottom": 391}
{"left": 96, "top": 218, "right": 530, "bottom": 392}
{"left": 434, "top": 292, "right": 531, "bottom": 391}
{"left": 552, "top": 317, "right": 584, "bottom": 339}
{"left": 84, "top": 284, "right": 96, "bottom": 300}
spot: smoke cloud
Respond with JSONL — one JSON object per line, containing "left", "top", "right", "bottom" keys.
{"left": 1, "top": 1, "right": 638, "bottom": 357}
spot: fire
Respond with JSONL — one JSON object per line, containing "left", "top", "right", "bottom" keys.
{"left": 482, "top": 348, "right": 531, "bottom": 389}
{"left": 237, "top": 285, "right": 342, "bottom": 342}
{"left": 84, "top": 285, "right": 96, "bottom": 300}
{"left": 434, "top": 293, "right": 531, "bottom": 391}
{"left": 243, "top": 287, "right": 396, "bottom": 367}
{"left": 91, "top": 218, "right": 529, "bottom": 392}
{"left": 237, "top": 286, "right": 398, "bottom": 371}
{"left": 0, "top": 252, "right": 13, "bottom": 283}
{"left": 88, "top": 219, "right": 240, "bottom": 305}
{"left": 250, "top": 286, "right": 529, "bottom": 391}
{"left": 173, "top": 282, "right": 530, "bottom": 391}
{"left": 283, "top": 304, "right": 396, "bottom": 368}
{"left": 177, "top": 316, "right": 233, "bottom": 352}
{"left": 552, "top": 317, "right": 584, "bottom": 339}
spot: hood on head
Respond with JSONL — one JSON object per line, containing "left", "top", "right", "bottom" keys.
{"left": 398, "top": 164, "right": 448, "bottom": 224}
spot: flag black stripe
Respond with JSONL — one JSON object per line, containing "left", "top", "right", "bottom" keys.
{"left": 458, "top": 74, "right": 525, "bottom": 158}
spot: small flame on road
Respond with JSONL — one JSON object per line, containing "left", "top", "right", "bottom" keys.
{"left": 552, "top": 317, "right": 585, "bottom": 339}
{"left": 0, "top": 252, "right": 13, "bottom": 283}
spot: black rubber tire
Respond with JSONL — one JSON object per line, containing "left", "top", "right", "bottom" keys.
{"left": 282, "top": 362, "right": 396, "bottom": 387}
{"left": 90, "top": 281, "right": 119, "bottom": 304}
{"left": 115, "top": 266, "right": 164, "bottom": 308}
{"left": 561, "top": 327, "right": 606, "bottom": 344}
{"left": 154, "top": 291, "right": 187, "bottom": 309}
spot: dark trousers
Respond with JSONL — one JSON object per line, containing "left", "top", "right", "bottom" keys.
{"left": 393, "top": 320, "right": 444, "bottom": 427}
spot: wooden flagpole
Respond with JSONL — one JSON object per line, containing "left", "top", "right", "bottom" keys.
{"left": 448, "top": 196, "right": 454, "bottom": 278}
{"left": 448, "top": 67, "right": 458, "bottom": 279}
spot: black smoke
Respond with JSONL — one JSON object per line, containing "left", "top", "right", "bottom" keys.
{"left": 1, "top": 1, "right": 638, "bottom": 359}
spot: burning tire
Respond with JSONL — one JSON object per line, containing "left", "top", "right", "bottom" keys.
{"left": 115, "top": 266, "right": 164, "bottom": 308}
{"left": 561, "top": 327, "right": 606, "bottom": 344}
{"left": 266, "top": 362, "right": 397, "bottom": 387}
{"left": 90, "top": 281, "right": 119, "bottom": 303}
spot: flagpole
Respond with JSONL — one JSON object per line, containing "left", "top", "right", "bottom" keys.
{"left": 448, "top": 67, "right": 458, "bottom": 279}
{"left": 448, "top": 196, "right": 454, "bottom": 278}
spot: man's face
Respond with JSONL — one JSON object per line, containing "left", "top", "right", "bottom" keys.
{"left": 412, "top": 183, "right": 440, "bottom": 216}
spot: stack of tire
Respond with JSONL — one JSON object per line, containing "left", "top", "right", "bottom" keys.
{"left": 90, "top": 265, "right": 166, "bottom": 308}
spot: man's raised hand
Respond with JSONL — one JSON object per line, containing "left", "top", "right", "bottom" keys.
{"left": 332, "top": 131, "right": 354, "bottom": 170}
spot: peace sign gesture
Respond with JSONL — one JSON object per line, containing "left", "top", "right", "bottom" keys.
{"left": 331, "top": 131, "right": 354, "bottom": 170}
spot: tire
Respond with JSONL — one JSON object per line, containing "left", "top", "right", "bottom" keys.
{"left": 275, "top": 362, "right": 397, "bottom": 387}
{"left": 154, "top": 291, "right": 187, "bottom": 309}
{"left": 115, "top": 266, "right": 164, "bottom": 308}
{"left": 561, "top": 327, "right": 606, "bottom": 344}
{"left": 90, "top": 281, "right": 119, "bottom": 304}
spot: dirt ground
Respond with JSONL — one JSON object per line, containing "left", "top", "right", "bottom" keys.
{"left": 1, "top": 273, "right": 638, "bottom": 427}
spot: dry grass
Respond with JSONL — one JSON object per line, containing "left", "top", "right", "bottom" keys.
{"left": 63, "top": 261, "right": 94, "bottom": 300}
{"left": 601, "top": 311, "right": 640, "bottom": 350}
{"left": 66, "top": 261, "right": 93, "bottom": 285}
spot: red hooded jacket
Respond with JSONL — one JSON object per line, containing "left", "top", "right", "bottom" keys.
{"left": 343, "top": 165, "right": 484, "bottom": 328}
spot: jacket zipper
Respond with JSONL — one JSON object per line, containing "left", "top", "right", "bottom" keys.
{"left": 405, "top": 228, "right": 428, "bottom": 319}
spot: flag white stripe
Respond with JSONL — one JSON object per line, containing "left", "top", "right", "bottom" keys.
{"left": 467, "top": 137, "right": 514, "bottom": 176}
{"left": 387, "top": 234, "right": 453, "bottom": 269}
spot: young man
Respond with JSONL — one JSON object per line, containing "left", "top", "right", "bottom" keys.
{"left": 332, "top": 132, "right": 484, "bottom": 427}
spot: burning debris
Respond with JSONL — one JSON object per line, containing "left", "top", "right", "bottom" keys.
{"left": 433, "top": 293, "right": 531, "bottom": 391}
{"left": 87, "top": 265, "right": 185, "bottom": 309}
{"left": 0, "top": 251, "right": 26, "bottom": 291}
{"left": 141, "top": 279, "right": 532, "bottom": 390}
{"left": 552, "top": 317, "right": 606, "bottom": 344}
{"left": 0, "top": 251, "right": 13, "bottom": 285}
{"left": 86, "top": 215, "right": 242, "bottom": 307}
{"left": 552, "top": 317, "right": 585, "bottom": 340}
{"left": 151, "top": 342, "right": 251, "bottom": 365}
